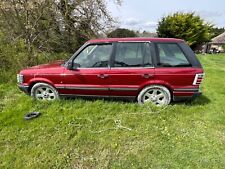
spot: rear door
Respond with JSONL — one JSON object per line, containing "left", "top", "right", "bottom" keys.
{"left": 108, "top": 42, "right": 155, "bottom": 97}
{"left": 153, "top": 42, "right": 202, "bottom": 96}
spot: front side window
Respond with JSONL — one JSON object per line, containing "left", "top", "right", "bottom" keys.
{"left": 73, "top": 44, "right": 112, "bottom": 68}
{"left": 113, "top": 42, "right": 152, "bottom": 67}
{"left": 156, "top": 43, "right": 191, "bottom": 67}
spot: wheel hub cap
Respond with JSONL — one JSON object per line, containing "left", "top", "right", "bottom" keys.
{"left": 151, "top": 95, "right": 157, "bottom": 101}
{"left": 43, "top": 92, "right": 49, "bottom": 98}
{"left": 35, "top": 87, "right": 56, "bottom": 100}
{"left": 143, "top": 88, "right": 166, "bottom": 105}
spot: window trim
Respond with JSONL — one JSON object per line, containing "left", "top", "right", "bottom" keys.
{"left": 154, "top": 42, "right": 193, "bottom": 68}
{"left": 111, "top": 42, "right": 154, "bottom": 68}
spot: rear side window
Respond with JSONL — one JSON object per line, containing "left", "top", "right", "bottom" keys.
{"left": 156, "top": 43, "right": 191, "bottom": 67}
{"left": 114, "top": 42, "right": 152, "bottom": 67}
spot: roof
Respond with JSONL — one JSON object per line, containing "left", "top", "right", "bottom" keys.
{"left": 88, "top": 37, "right": 184, "bottom": 43}
{"left": 211, "top": 32, "right": 225, "bottom": 44}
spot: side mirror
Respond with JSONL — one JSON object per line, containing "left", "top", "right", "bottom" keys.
{"left": 67, "top": 61, "right": 73, "bottom": 70}
{"left": 67, "top": 61, "right": 80, "bottom": 70}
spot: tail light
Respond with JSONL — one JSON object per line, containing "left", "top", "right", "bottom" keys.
{"left": 193, "top": 73, "right": 204, "bottom": 85}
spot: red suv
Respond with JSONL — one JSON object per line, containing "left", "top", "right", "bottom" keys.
{"left": 17, "top": 38, "right": 204, "bottom": 105}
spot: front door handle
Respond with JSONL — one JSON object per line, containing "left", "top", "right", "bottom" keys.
{"left": 97, "top": 74, "right": 109, "bottom": 79}
{"left": 142, "top": 74, "right": 154, "bottom": 79}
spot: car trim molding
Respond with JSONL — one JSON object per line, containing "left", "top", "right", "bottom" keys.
{"left": 110, "top": 88, "right": 138, "bottom": 91}
{"left": 56, "top": 86, "right": 108, "bottom": 91}
{"left": 117, "top": 41, "right": 151, "bottom": 43}
{"left": 59, "top": 94, "right": 136, "bottom": 98}
{"left": 110, "top": 67, "right": 154, "bottom": 69}
{"left": 173, "top": 88, "right": 199, "bottom": 92}
{"left": 56, "top": 86, "right": 138, "bottom": 91}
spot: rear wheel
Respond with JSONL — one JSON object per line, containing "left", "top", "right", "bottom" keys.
{"left": 31, "top": 83, "right": 59, "bottom": 101}
{"left": 137, "top": 85, "right": 171, "bottom": 106}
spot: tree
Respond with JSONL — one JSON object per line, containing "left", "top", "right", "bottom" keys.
{"left": 55, "top": 0, "right": 121, "bottom": 53}
{"left": 0, "top": 0, "right": 58, "bottom": 65}
{"left": 136, "top": 30, "right": 157, "bottom": 37}
{"left": 107, "top": 28, "right": 137, "bottom": 38}
{"left": 212, "top": 27, "right": 225, "bottom": 38}
{"left": 157, "top": 12, "right": 213, "bottom": 49}
{"left": 0, "top": 0, "right": 121, "bottom": 65}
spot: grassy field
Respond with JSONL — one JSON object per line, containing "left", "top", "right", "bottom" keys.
{"left": 0, "top": 54, "right": 225, "bottom": 168}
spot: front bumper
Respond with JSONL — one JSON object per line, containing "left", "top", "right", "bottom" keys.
{"left": 18, "top": 84, "right": 29, "bottom": 95}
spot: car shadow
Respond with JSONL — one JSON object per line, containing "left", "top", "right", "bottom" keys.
{"left": 173, "top": 95, "right": 211, "bottom": 106}
{"left": 62, "top": 96, "right": 136, "bottom": 104}
{"left": 62, "top": 95, "right": 211, "bottom": 106}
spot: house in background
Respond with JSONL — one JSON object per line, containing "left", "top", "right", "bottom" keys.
{"left": 205, "top": 32, "right": 225, "bottom": 53}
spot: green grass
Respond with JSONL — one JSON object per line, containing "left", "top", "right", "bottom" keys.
{"left": 0, "top": 54, "right": 225, "bottom": 168}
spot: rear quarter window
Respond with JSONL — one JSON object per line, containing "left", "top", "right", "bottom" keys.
{"left": 156, "top": 43, "right": 191, "bottom": 67}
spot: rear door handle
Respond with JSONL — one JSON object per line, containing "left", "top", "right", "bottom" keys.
{"left": 97, "top": 74, "right": 109, "bottom": 79}
{"left": 142, "top": 74, "right": 154, "bottom": 78}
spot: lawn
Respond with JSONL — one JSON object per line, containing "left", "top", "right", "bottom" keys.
{"left": 0, "top": 54, "right": 225, "bottom": 168}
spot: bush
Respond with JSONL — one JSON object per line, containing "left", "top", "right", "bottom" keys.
{"left": 0, "top": 33, "right": 70, "bottom": 84}
{"left": 107, "top": 28, "right": 137, "bottom": 38}
{"left": 157, "top": 12, "right": 213, "bottom": 49}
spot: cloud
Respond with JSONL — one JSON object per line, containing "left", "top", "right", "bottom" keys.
{"left": 143, "top": 21, "right": 158, "bottom": 27}
{"left": 196, "top": 10, "right": 225, "bottom": 27}
{"left": 197, "top": 10, "right": 225, "bottom": 18}
{"left": 121, "top": 18, "right": 158, "bottom": 31}
{"left": 124, "top": 18, "right": 140, "bottom": 26}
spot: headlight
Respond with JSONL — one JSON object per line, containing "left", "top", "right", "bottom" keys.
{"left": 17, "top": 74, "right": 24, "bottom": 84}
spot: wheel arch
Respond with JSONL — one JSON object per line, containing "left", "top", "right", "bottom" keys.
{"left": 138, "top": 80, "right": 173, "bottom": 98}
{"left": 27, "top": 78, "right": 56, "bottom": 94}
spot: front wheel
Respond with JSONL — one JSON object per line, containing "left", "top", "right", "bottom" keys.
{"left": 31, "top": 83, "right": 59, "bottom": 101}
{"left": 137, "top": 85, "right": 171, "bottom": 106}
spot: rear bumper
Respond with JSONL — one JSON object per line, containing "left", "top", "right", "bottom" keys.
{"left": 173, "top": 87, "right": 202, "bottom": 101}
{"left": 173, "top": 92, "right": 202, "bottom": 101}
{"left": 18, "top": 84, "right": 29, "bottom": 95}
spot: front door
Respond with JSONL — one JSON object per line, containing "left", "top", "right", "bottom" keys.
{"left": 108, "top": 42, "right": 155, "bottom": 97}
{"left": 59, "top": 43, "right": 113, "bottom": 97}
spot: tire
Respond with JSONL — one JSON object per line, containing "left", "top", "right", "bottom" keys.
{"left": 31, "top": 83, "right": 59, "bottom": 101}
{"left": 24, "top": 112, "right": 41, "bottom": 120}
{"left": 137, "top": 85, "right": 171, "bottom": 106}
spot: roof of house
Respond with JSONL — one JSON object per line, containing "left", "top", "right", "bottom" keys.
{"left": 211, "top": 32, "right": 225, "bottom": 44}
{"left": 88, "top": 37, "right": 183, "bottom": 43}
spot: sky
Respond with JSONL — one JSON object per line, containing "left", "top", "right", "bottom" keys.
{"left": 108, "top": 0, "right": 225, "bottom": 32}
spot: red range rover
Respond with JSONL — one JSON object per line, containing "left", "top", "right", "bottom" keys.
{"left": 17, "top": 38, "right": 204, "bottom": 106}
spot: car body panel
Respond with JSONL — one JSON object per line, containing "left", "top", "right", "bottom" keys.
{"left": 57, "top": 68, "right": 111, "bottom": 96}
{"left": 154, "top": 67, "right": 203, "bottom": 99}
{"left": 17, "top": 38, "right": 204, "bottom": 102}
{"left": 108, "top": 68, "right": 155, "bottom": 96}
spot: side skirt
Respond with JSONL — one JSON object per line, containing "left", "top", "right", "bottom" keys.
{"left": 59, "top": 94, "right": 136, "bottom": 100}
